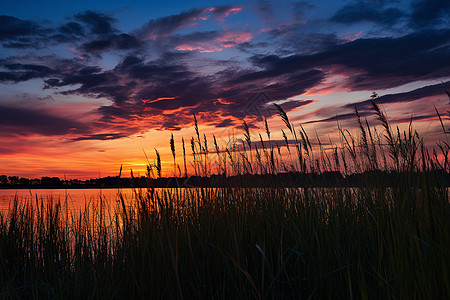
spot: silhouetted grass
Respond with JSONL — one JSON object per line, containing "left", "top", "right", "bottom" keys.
{"left": 0, "top": 103, "right": 449, "bottom": 299}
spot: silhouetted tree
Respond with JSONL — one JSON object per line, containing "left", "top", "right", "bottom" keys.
{"left": 8, "top": 176, "right": 19, "bottom": 185}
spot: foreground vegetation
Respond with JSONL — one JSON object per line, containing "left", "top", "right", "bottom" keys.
{"left": 1, "top": 102, "right": 449, "bottom": 299}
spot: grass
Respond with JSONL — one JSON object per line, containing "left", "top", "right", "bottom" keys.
{"left": 0, "top": 102, "right": 449, "bottom": 299}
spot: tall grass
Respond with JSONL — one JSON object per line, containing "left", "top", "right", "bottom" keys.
{"left": 0, "top": 103, "right": 449, "bottom": 299}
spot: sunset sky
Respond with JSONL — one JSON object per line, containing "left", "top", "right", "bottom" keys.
{"left": 1, "top": 0, "right": 449, "bottom": 179}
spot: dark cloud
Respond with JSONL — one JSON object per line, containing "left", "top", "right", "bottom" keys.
{"left": 81, "top": 33, "right": 141, "bottom": 52}
{"left": 0, "top": 11, "right": 119, "bottom": 50}
{"left": 0, "top": 11, "right": 122, "bottom": 51}
{"left": 236, "top": 41, "right": 270, "bottom": 53}
{"left": 279, "top": 99, "right": 314, "bottom": 112}
{"left": 294, "top": 33, "right": 341, "bottom": 54}
{"left": 391, "top": 114, "right": 439, "bottom": 124}
{"left": 74, "top": 10, "right": 117, "bottom": 35}
{"left": 114, "top": 55, "right": 144, "bottom": 69}
{"left": 71, "top": 133, "right": 127, "bottom": 141}
{"left": 304, "top": 81, "right": 450, "bottom": 125}
{"left": 0, "top": 102, "right": 133, "bottom": 142}
{"left": 331, "top": 2, "right": 404, "bottom": 25}
{"left": 79, "top": 66, "right": 102, "bottom": 75}
{"left": 45, "top": 72, "right": 118, "bottom": 89}
{"left": 261, "top": 26, "right": 342, "bottom": 56}
{"left": 409, "top": 0, "right": 450, "bottom": 28}
{"left": 44, "top": 70, "right": 125, "bottom": 103}
{"left": 0, "top": 15, "right": 44, "bottom": 41}
{"left": 117, "top": 59, "right": 192, "bottom": 84}
{"left": 2, "top": 41, "right": 36, "bottom": 48}
{"left": 175, "top": 30, "right": 222, "bottom": 44}
{"left": 216, "top": 118, "right": 236, "bottom": 127}
{"left": 250, "top": 28, "right": 450, "bottom": 90}
{"left": 138, "top": 8, "right": 207, "bottom": 36}
{"left": 0, "top": 63, "right": 54, "bottom": 82}
{"left": 304, "top": 111, "right": 372, "bottom": 124}
{"left": 257, "top": 69, "right": 325, "bottom": 100}
{"left": 0, "top": 15, "right": 54, "bottom": 48}
{"left": 58, "top": 21, "right": 85, "bottom": 37}
{"left": 138, "top": 6, "right": 241, "bottom": 38}
{"left": 227, "top": 61, "right": 324, "bottom": 88}
{"left": 81, "top": 39, "right": 112, "bottom": 52}
{"left": 0, "top": 105, "right": 87, "bottom": 136}
{"left": 346, "top": 81, "right": 450, "bottom": 111}
{"left": 305, "top": 110, "right": 441, "bottom": 126}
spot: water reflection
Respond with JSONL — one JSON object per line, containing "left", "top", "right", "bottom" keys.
{"left": 0, "top": 188, "right": 136, "bottom": 213}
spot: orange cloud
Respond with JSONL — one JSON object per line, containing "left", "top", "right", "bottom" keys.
{"left": 216, "top": 98, "right": 233, "bottom": 105}
{"left": 142, "top": 97, "right": 177, "bottom": 104}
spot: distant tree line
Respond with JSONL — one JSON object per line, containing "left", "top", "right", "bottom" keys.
{"left": 1, "top": 170, "right": 449, "bottom": 189}
{"left": 0, "top": 175, "right": 148, "bottom": 188}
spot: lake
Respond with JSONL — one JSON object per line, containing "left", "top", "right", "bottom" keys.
{"left": 0, "top": 188, "right": 138, "bottom": 213}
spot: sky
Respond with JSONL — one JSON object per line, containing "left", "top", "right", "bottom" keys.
{"left": 1, "top": 0, "right": 449, "bottom": 179}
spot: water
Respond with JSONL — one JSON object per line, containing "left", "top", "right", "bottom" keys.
{"left": 0, "top": 188, "right": 137, "bottom": 213}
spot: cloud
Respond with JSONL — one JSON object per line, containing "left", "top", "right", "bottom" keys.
{"left": 1, "top": 4, "right": 448, "bottom": 141}
{"left": 81, "top": 33, "right": 141, "bottom": 52}
{"left": 303, "top": 81, "right": 450, "bottom": 125}
{"left": 249, "top": 28, "right": 450, "bottom": 90}
{"left": 0, "top": 10, "right": 127, "bottom": 53}
{"left": 74, "top": 10, "right": 117, "bottom": 35}
{"left": 58, "top": 21, "right": 85, "bottom": 37}
{"left": 0, "top": 11, "right": 119, "bottom": 50}
{"left": 279, "top": 99, "right": 315, "bottom": 112}
{"left": 44, "top": 70, "right": 124, "bottom": 103}
{"left": 331, "top": 2, "right": 404, "bottom": 25}
{"left": 70, "top": 133, "right": 127, "bottom": 141}
{"left": 138, "top": 6, "right": 242, "bottom": 38}
{"left": 43, "top": 31, "right": 438, "bottom": 135}
{"left": 139, "top": 8, "right": 208, "bottom": 37}
{"left": 0, "top": 15, "right": 45, "bottom": 41}
{"left": 0, "top": 6, "right": 247, "bottom": 55}
{"left": 34, "top": 50, "right": 320, "bottom": 133}
{"left": 409, "top": 0, "right": 450, "bottom": 28}
{"left": 174, "top": 31, "right": 252, "bottom": 53}
{"left": 346, "top": 81, "right": 450, "bottom": 111}
{"left": 0, "top": 62, "right": 54, "bottom": 82}
{"left": 134, "top": 6, "right": 247, "bottom": 53}
{"left": 0, "top": 15, "right": 52, "bottom": 48}
{"left": 0, "top": 105, "right": 87, "bottom": 137}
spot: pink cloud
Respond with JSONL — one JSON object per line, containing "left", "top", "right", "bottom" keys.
{"left": 197, "top": 7, "right": 242, "bottom": 22}
{"left": 343, "top": 30, "right": 363, "bottom": 42}
{"left": 176, "top": 31, "right": 252, "bottom": 53}
{"left": 211, "top": 7, "right": 242, "bottom": 22}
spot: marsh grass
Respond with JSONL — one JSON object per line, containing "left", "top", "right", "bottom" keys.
{"left": 1, "top": 103, "right": 449, "bottom": 299}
